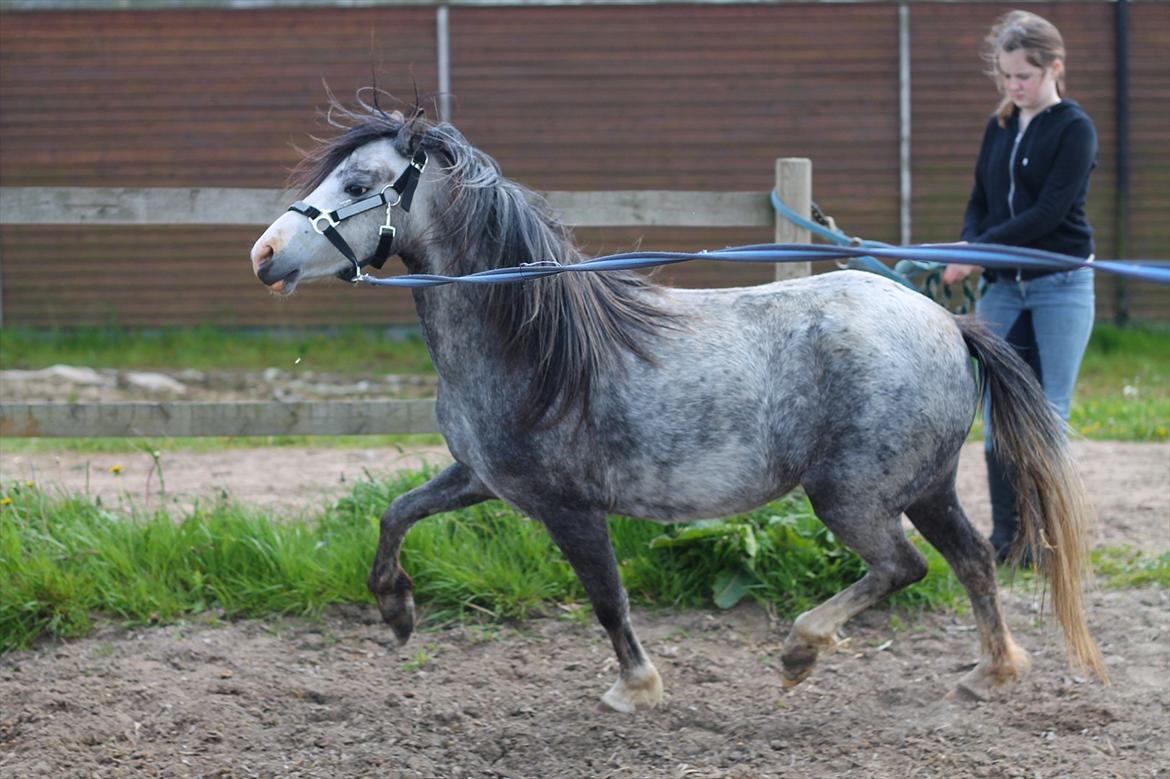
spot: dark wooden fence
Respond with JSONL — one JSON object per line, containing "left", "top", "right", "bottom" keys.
{"left": 1, "top": 1, "right": 1166, "bottom": 326}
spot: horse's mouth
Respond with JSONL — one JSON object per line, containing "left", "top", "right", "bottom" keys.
{"left": 257, "top": 266, "right": 300, "bottom": 295}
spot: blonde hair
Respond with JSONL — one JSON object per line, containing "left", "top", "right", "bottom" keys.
{"left": 984, "top": 10, "right": 1067, "bottom": 127}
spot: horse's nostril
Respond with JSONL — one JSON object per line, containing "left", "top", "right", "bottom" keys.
{"left": 251, "top": 242, "right": 275, "bottom": 273}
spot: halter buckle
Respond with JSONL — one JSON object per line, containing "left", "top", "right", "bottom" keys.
{"left": 379, "top": 224, "right": 397, "bottom": 239}
{"left": 311, "top": 212, "right": 339, "bottom": 235}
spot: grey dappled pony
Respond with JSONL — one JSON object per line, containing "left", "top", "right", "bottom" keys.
{"left": 250, "top": 102, "right": 1106, "bottom": 711}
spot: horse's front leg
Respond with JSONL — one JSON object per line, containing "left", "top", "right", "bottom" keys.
{"left": 368, "top": 462, "right": 494, "bottom": 643}
{"left": 540, "top": 511, "right": 663, "bottom": 713}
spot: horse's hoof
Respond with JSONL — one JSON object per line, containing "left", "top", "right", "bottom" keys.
{"left": 390, "top": 619, "right": 414, "bottom": 646}
{"left": 779, "top": 645, "right": 819, "bottom": 688}
{"left": 600, "top": 663, "right": 663, "bottom": 713}
{"left": 948, "top": 644, "right": 1032, "bottom": 702}
{"left": 946, "top": 680, "right": 991, "bottom": 703}
{"left": 381, "top": 594, "right": 416, "bottom": 645}
{"left": 780, "top": 665, "right": 814, "bottom": 689}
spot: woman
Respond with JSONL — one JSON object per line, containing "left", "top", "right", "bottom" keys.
{"left": 943, "top": 10, "right": 1097, "bottom": 562}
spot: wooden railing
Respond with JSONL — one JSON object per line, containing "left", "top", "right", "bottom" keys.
{"left": 0, "top": 159, "right": 812, "bottom": 437}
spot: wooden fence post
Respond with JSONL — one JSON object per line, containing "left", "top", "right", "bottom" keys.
{"left": 774, "top": 157, "right": 812, "bottom": 282}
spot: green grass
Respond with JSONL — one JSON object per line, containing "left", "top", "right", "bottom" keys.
{"left": 1091, "top": 548, "right": 1170, "bottom": 589}
{"left": 1, "top": 476, "right": 960, "bottom": 653}
{"left": 5, "top": 472, "right": 1166, "bottom": 653}
{"left": 0, "top": 325, "right": 434, "bottom": 375}
{"left": 1070, "top": 323, "right": 1170, "bottom": 441}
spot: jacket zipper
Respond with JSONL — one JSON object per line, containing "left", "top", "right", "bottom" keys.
{"left": 1007, "top": 128, "right": 1024, "bottom": 219}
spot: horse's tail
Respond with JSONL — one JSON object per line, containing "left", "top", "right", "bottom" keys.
{"left": 956, "top": 315, "right": 1108, "bottom": 682}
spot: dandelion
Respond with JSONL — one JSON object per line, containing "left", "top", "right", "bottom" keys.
{"left": 0, "top": 497, "right": 12, "bottom": 506}
{"left": 109, "top": 464, "right": 124, "bottom": 475}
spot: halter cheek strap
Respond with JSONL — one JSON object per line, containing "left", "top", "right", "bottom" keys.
{"left": 287, "top": 148, "right": 428, "bottom": 282}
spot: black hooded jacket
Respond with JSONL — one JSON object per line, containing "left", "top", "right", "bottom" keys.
{"left": 962, "top": 99, "right": 1097, "bottom": 263}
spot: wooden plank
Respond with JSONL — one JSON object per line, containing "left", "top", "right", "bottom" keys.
{"left": 0, "top": 188, "right": 293, "bottom": 226}
{"left": 0, "top": 400, "right": 439, "bottom": 437}
{"left": 547, "top": 191, "right": 771, "bottom": 228}
{"left": 0, "top": 188, "right": 773, "bottom": 228}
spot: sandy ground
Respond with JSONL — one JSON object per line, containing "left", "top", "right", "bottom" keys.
{"left": 1, "top": 439, "right": 1168, "bottom": 778}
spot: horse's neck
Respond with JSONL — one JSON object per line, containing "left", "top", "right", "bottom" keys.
{"left": 412, "top": 284, "right": 507, "bottom": 379}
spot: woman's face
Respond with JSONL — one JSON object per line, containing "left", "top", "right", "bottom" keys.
{"left": 997, "top": 49, "right": 1061, "bottom": 113}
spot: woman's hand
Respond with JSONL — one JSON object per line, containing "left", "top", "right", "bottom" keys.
{"left": 942, "top": 263, "right": 979, "bottom": 285}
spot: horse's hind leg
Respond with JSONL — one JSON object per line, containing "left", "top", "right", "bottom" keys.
{"left": 540, "top": 510, "right": 662, "bottom": 713}
{"left": 779, "top": 498, "right": 929, "bottom": 687}
{"left": 905, "top": 481, "right": 1032, "bottom": 700}
{"left": 368, "top": 462, "right": 495, "bottom": 643}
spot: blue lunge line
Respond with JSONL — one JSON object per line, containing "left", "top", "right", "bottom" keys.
{"left": 356, "top": 242, "right": 1170, "bottom": 289}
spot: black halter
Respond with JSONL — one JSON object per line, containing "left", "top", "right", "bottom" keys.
{"left": 287, "top": 148, "right": 428, "bottom": 282}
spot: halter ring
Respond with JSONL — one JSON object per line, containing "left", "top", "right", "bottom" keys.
{"left": 311, "top": 213, "right": 339, "bottom": 235}
{"left": 380, "top": 183, "right": 403, "bottom": 208}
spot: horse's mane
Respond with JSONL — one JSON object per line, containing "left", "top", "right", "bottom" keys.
{"left": 293, "top": 93, "right": 679, "bottom": 430}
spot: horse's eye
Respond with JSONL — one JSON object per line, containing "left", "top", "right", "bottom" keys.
{"left": 344, "top": 184, "right": 369, "bottom": 197}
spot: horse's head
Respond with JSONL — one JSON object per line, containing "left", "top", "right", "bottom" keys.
{"left": 250, "top": 105, "right": 441, "bottom": 295}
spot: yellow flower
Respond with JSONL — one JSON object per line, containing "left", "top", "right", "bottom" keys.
{"left": 109, "top": 465, "right": 124, "bottom": 475}
{"left": 0, "top": 497, "right": 12, "bottom": 506}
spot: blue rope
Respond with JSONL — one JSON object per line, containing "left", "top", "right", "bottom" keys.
{"left": 771, "top": 191, "right": 961, "bottom": 294}
{"left": 355, "top": 242, "right": 1170, "bottom": 288}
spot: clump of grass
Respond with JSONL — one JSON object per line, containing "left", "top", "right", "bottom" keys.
{"left": 1091, "top": 547, "right": 1170, "bottom": 589}
{"left": 1, "top": 477, "right": 964, "bottom": 652}
{"left": 625, "top": 493, "right": 965, "bottom": 614}
{"left": 4, "top": 474, "right": 1165, "bottom": 653}
{"left": 1073, "top": 323, "right": 1170, "bottom": 442}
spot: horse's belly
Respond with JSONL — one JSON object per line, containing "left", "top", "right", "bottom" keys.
{"left": 611, "top": 454, "right": 799, "bottom": 523}
{"left": 618, "top": 488, "right": 798, "bottom": 524}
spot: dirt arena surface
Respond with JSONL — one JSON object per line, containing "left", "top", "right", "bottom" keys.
{"left": 2, "top": 440, "right": 1168, "bottom": 778}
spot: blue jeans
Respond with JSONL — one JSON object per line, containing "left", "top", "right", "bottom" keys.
{"left": 977, "top": 268, "right": 1094, "bottom": 554}
{"left": 977, "top": 267, "right": 1095, "bottom": 432}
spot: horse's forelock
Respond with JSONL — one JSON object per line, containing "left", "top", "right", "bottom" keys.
{"left": 290, "top": 97, "right": 434, "bottom": 196}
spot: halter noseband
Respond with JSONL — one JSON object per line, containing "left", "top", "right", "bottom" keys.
{"left": 287, "top": 148, "right": 428, "bottom": 282}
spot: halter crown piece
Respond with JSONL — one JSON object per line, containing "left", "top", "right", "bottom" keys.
{"left": 287, "top": 148, "right": 428, "bottom": 282}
